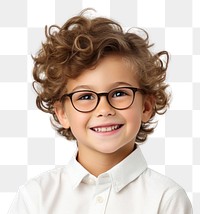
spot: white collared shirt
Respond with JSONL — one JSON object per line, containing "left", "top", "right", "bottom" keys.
{"left": 8, "top": 147, "right": 192, "bottom": 214}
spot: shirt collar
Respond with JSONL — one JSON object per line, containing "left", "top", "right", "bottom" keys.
{"left": 65, "top": 149, "right": 89, "bottom": 189}
{"left": 65, "top": 146, "right": 147, "bottom": 192}
{"left": 108, "top": 146, "right": 147, "bottom": 192}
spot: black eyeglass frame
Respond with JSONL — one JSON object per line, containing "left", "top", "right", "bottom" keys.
{"left": 60, "top": 86, "right": 144, "bottom": 113}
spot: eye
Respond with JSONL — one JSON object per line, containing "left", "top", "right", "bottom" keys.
{"left": 112, "top": 89, "right": 129, "bottom": 98}
{"left": 76, "top": 92, "right": 95, "bottom": 101}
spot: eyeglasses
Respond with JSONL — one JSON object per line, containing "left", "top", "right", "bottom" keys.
{"left": 60, "top": 87, "right": 144, "bottom": 113}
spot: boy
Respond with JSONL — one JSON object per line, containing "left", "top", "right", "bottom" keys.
{"left": 9, "top": 9, "right": 192, "bottom": 213}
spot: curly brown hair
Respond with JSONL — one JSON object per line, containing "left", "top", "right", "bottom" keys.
{"left": 32, "top": 9, "right": 170, "bottom": 143}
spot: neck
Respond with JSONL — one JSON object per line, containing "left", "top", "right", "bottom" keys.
{"left": 76, "top": 143, "right": 135, "bottom": 177}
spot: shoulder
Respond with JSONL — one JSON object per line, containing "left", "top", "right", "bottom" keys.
{"left": 20, "top": 166, "right": 68, "bottom": 196}
{"left": 140, "top": 168, "right": 184, "bottom": 197}
{"left": 8, "top": 166, "right": 69, "bottom": 213}
{"left": 142, "top": 168, "right": 181, "bottom": 189}
{"left": 139, "top": 168, "right": 192, "bottom": 212}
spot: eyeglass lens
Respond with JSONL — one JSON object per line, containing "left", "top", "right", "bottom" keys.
{"left": 71, "top": 87, "right": 135, "bottom": 112}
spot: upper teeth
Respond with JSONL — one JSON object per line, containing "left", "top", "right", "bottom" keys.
{"left": 93, "top": 125, "right": 120, "bottom": 132}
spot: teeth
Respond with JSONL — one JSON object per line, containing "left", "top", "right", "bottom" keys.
{"left": 93, "top": 125, "right": 120, "bottom": 133}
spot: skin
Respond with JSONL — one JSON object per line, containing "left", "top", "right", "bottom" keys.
{"left": 55, "top": 55, "right": 154, "bottom": 177}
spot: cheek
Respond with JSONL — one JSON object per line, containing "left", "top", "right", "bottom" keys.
{"left": 124, "top": 107, "right": 143, "bottom": 129}
{"left": 66, "top": 110, "right": 89, "bottom": 132}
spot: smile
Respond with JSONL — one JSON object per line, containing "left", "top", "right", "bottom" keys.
{"left": 91, "top": 125, "right": 123, "bottom": 133}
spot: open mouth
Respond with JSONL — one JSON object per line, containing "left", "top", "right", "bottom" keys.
{"left": 90, "top": 124, "right": 123, "bottom": 133}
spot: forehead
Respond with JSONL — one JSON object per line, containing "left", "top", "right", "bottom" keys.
{"left": 67, "top": 55, "right": 139, "bottom": 91}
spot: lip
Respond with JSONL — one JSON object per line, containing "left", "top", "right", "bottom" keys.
{"left": 90, "top": 123, "right": 124, "bottom": 136}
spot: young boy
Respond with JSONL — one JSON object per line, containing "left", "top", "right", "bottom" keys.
{"left": 9, "top": 9, "right": 192, "bottom": 213}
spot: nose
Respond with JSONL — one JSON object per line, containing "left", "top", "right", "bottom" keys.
{"left": 95, "top": 96, "right": 115, "bottom": 117}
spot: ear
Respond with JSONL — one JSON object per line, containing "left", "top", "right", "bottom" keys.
{"left": 142, "top": 95, "right": 155, "bottom": 123}
{"left": 54, "top": 101, "right": 70, "bottom": 129}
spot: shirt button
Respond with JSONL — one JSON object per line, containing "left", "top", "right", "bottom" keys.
{"left": 96, "top": 196, "right": 104, "bottom": 203}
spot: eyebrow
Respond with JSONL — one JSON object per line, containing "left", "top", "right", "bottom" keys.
{"left": 71, "top": 82, "right": 134, "bottom": 92}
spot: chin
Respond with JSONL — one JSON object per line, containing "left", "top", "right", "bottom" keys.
{"left": 96, "top": 144, "right": 127, "bottom": 155}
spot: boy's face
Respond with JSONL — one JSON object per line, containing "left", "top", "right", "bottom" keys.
{"left": 55, "top": 55, "right": 153, "bottom": 159}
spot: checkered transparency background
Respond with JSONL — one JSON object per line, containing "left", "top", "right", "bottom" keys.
{"left": 0, "top": 0, "right": 199, "bottom": 213}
